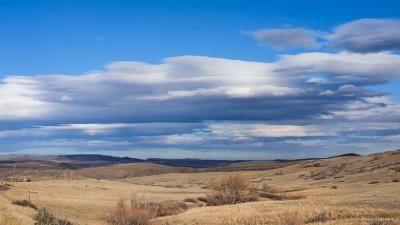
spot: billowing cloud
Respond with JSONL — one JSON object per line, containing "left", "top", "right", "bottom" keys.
{"left": 328, "top": 18, "right": 400, "bottom": 53}
{"left": 1, "top": 53, "right": 398, "bottom": 124}
{"left": 0, "top": 45, "right": 400, "bottom": 158}
{"left": 249, "top": 28, "right": 321, "bottom": 49}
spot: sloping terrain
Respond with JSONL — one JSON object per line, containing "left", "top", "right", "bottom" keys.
{"left": 289, "top": 148, "right": 400, "bottom": 183}
{"left": 149, "top": 149, "right": 400, "bottom": 225}
{"left": 78, "top": 163, "right": 195, "bottom": 179}
{"left": 0, "top": 158, "right": 309, "bottom": 181}
{"left": 0, "top": 161, "right": 78, "bottom": 180}
{"left": 0, "top": 149, "right": 399, "bottom": 225}
{"left": 200, "top": 160, "right": 305, "bottom": 172}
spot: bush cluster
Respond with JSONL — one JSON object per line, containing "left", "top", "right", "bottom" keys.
{"left": 204, "top": 173, "right": 257, "bottom": 205}
{"left": 105, "top": 195, "right": 188, "bottom": 225}
{"left": 34, "top": 208, "right": 73, "bottom": 225}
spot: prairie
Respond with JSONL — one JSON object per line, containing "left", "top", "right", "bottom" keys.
{"left": 0, "top": 149, "right": 399, "bottom": 225}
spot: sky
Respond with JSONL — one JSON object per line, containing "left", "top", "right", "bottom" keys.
{"left": 0, "top": 0, "right": 400, "bottom": 159}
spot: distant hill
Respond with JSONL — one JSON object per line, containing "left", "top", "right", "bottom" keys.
{"left": 0, "top": 152, "right": 364, "bottom": 168}
{"left": 0, "top": 154, "right": 249, "bottom": 168}
{"left": 145, "top": 158, "right": 248, "bottom": 168}
{"left": 0, "top": 154, "right": 144, "bottom": 165}
{"left": 329, "top": 153, "right": 361, "bottom": 158}
{"left": 0, "top": 149, "right": 398, "bottom": 181}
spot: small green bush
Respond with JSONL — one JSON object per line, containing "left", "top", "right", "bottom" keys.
{"left": 34, "top": 208, "right": 58, "bottom": 225}
{"left": 34, "top": 208, "right": 73, "bottom": 225}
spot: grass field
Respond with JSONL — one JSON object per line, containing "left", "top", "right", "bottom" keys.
{"left": 1, "top": 150, "right": 399, "bottom": 225}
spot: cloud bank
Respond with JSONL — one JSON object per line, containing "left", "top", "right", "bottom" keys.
{"left": 1, "top": 18, "right": 400, "bottom": 159}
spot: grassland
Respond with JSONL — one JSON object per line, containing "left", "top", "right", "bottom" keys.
{"left": 0, "top": 149, "right": 399, "bottom": 224}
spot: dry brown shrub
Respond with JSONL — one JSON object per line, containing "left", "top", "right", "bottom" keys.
{"left": 157, "top": 200, "right": 187, "bottom": 217}
{"left": 0, "top": 184, "right": 11, "bottom": 191}
{"left": 105, "top": 196, "right": 188, "bottom": 225}
{"left": 307, "top": 210, "right": 329, "bottom": 223}
{"left": 196, "top": 196, "right": 207, "bottom": 202}
{"left": 183, "top": 198, "right": 197, "bottom": 203}
{"left": 105, "top": 200, "right": 149, "bottom": 225}
{"left": 12, "top": 199, "right": 37, "bottom": 210}
{"left": 276, "top": 211, "right": 303, "bottom": 225}
{"left": 205, "top": 173, "right": 257, "bottom": 205}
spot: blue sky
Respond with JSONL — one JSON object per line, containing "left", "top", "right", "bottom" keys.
{"left": 0, "top": 0, "right": 400, "bottom": 159}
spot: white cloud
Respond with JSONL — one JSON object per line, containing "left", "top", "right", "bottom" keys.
{"left": 143, "top": 85, "right": 304, "bottom": 100}
{"left": 60, "top": 95, "right": 72, "bottom": 101}
{"left": 39, "top": 123, "right": 136, "bottom": 135}
{"left": 0, "top": 53, "right": 398, "bottom": 138}
{"left": 26, "top": 139, "right": 132, "bottom": 146}
{"left": 276, "top": 51, "right": 400, "bottom": 81}
{"left": 383, "top": 135, "right": 400, "bottom": 141}
{"left": 332, "top": 96, "right": 400, "bottom": 120}
{"left": 0, "top": 76, "right": 51, "bottom": 118}
{"left": 202, "top": 123, "right": 333, "bottom": 140}
{"left": 0, "top": 50, "right": 399, "bottom": 157}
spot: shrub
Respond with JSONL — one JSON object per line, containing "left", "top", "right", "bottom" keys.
{"left": 33, "top": 208, "right": 73, "bottom": 225}
{"left": 157, "top": 200, "right": 187, "bottom": 217}
{"left": 205, "top": 173, "right": 257, "bottom": 205}
{"left": 105, "top": 196, "right": 188, "bottom": 225}
{"left": 56, "top": 218, "right": 74, "bottom": 225}
{"left": 196, "top": 197, "right": 207, "bottom": 202}
{"left": 183, "top": 198, "right": 197, "bottom": 203}
{"left": 12, "top": 199, "right": 37, "bottom": 210}
{"left": 0, "top": 184, "right": 11, "bottom": 191}
{"left": 34, "top": 208, "right": 58, "bottom": 225}
{"left": 105, "top": 201, "right": 149, "bottom": 225}
{"left": 307, "top": 211, "right": 329, "bottom": 223}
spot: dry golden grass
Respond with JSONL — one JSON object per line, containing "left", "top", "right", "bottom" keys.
{"left": 0, "top": 193, "right": 34, "bottom": 225}
{"left": 2, "top": 175, "right": 398, "bottom": 225}
{"left": 151, "top": 200, "right": 400, "bottom": 225}
{"left": 0, "top": 149, "right": 398, "bottom": 225}
{"left": 0, "top": 178, "right": 205, "bottom": 225}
